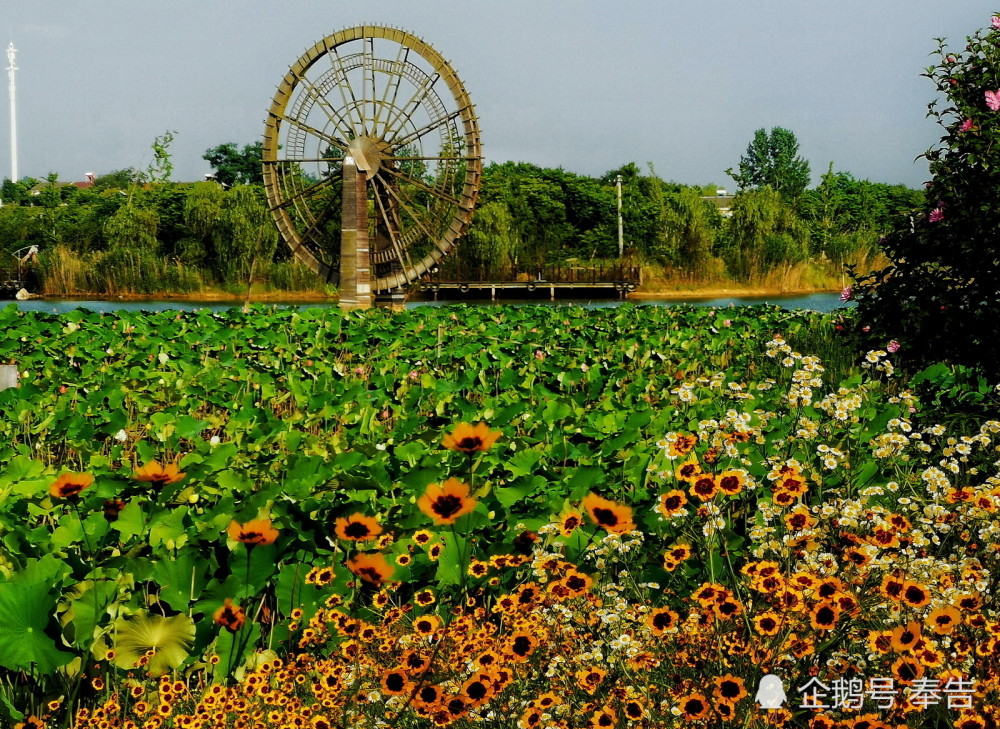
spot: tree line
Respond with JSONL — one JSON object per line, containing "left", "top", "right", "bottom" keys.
{"left": 0, "top": 132, "right": 923, "bottom": 295}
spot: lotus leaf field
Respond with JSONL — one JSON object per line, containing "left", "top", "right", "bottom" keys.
{"left": 0, "top": 302, "right": 998, "bottom": 729}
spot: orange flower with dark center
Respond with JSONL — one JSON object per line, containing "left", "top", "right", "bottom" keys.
{"left": 462, "top": 677, "right": 492, "bottom": 704}
{"left": 559, "top": 510, "right": 583, "bottom": 537}
{"left": 562, "top": 570, "right": 593, "bottom": 597}
{"left": 809, "top": 601, "right": 840, "bottom": 631}
{"left": 772, "top": 490, "right": 797, "bottom": 507}
{"left": 623, "top": 700, "right": 644, "bottom": 720}
{"left": 413, "top": 614, "right": 440, "bottom": 635}
{"left": 347, "top": 552, "right": 394, "bottom": 585}
{"left": 676, "top": 460, "right": 701, "bottom": 482}
{"left": 582, "top": 492, "right": 635, "bottom": 534}
{"left": 890, "top": 620, "right": 921, "bottom": 652}
{"left": 713, "top": 674, "right": 747, "bottom": 702}
{"left": 753, "top": 611, "right": 782, "bottom": 636}
{"left": 213, "top": 598, "right": 246, "bottom": 632}
{"left": 690, "top": 475, "right": 718, "bottom": 501}
{"left": 646, "top": 607, "right": 679, "bottom": 635}
{"left": 668, "top": 434, "right": 697, "bottom": 458}
{"left": 901, "top": 580, "right": 931, "bottom": 608}
{"left": 507, "top": 632, "right": 537, "bottom": 661}
{"left": 657, "top": 489, "right": 687, "bottom": 517}
{"left": 334, "top": 513, "right": 383, "bottom": 542}
{"left": 879, "top": 574, "right": 905, "bottom": 601}
{"left": 574, "top": 667, "right": 606, "bottom": 694}
{"left": 134, "top": 460, "right": 185, "bottom": 488}
{"left": 678, "top": 692, "right": 709, "bottom": 720}
{"left": 718, "top": 470, "right": 746, "bottom": 495}
{"left": 418, "top": 478, "right": 477, "bottom": 525}
{"left": 779, "top": 476, "right": 807, "bottom": 495}
{"left": 442, "top": 422, "right": 501, "bottom": 453}
{"left": 867, "top": 630, "right": 893, "bottom": 654}
{"left": 588, "top": 707, "right": 616, "bottom": 729}
{"left": 784, "top": 507, "right": 814, "bottom": 531}
{"left": 227, "top": 518, "right": 279, "bottom": 546}
{"left": 49, "top": 472, "right": 93, "bottom": 500}
{"left": 380, "top": 669, "right": 411, "bottom": 696}
{"left": 890, "top": 655, "right": 923, "bottom": 682}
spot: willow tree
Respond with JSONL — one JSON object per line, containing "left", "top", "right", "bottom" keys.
{"left": 462, "top": 201, "right": 523, "bottom": 275}
{"left": 179, "top": 181, "right": 226, "bottom": 268}
{"left": 212, "top": 185, "right": 279, "bottom": 295}
{"left": 723, "top": 187, "right": 809, "bottom": 280}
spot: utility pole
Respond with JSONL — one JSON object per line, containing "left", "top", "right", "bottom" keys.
{"left": 6, "top": 41, "right": 17, "bottom": 182}
{"left": 616, "top": 174, "right": 623, "bottom": 257}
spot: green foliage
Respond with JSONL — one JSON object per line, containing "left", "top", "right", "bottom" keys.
{"left": 103, "top": 202, "right": 159, "bottom": 253}
{"left": 146, "top": 130, "right": 177, "bottom": 183}
{"left": 852, "top": 12, "right": 1000, "bottom": 380}
{"left": 212, "top": 185, "right": 279, "bottom": 284}
{"left": 0, "top": 301, "right": 980, "bottom": 720}
{"left": 203, "top": 142, "right": 265, "bottom": 187}
{"left": 721, "top": 187, "right": 810, "bottom": 278}
{"left": 727, "top": 126, "right": 811, "bottom": 197}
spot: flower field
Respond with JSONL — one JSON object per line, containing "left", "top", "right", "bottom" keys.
{"left": 0, "top": 302, "right": 998, "bottom": 729}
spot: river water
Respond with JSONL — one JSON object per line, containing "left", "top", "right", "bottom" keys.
{"left": 6, "top": 292, "right": 850, "bottom": 315}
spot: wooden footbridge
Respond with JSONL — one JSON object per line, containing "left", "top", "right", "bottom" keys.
{"left": 417, "top": 262, "right": 640, "bottom": 301}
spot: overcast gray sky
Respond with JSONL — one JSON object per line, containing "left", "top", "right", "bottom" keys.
{"left": 3, "top": 2, "right": 992, "bottom": 188}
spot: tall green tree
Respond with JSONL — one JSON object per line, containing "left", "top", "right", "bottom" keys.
{"left": 203, "top": 143, "right": 265, "bottom": 187}
{"left": 727, "top": 127, "right": 811, "bottom": 197}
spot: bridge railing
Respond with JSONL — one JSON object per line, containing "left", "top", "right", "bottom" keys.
{"left": 422, "top": 262, "right": 641, "bottom": 284}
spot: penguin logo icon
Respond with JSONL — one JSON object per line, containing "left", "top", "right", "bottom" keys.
{"left": 755, "top": 674, "right": 786, "bottom": 709}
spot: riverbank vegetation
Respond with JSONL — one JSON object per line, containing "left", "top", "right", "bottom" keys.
{"left": 0, "top": 140, "right": 921, "bottom": 298}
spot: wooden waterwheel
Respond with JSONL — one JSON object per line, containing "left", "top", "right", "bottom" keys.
{"left": 262, "top": 25, "right": 482, "bottom": 307}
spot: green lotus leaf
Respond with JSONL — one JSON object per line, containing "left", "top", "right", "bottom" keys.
{"left": 111, "top": 610, "right": 195, "bottom": 677}
{"left": 0, "top": 577, "right": 74, "bottom": 672}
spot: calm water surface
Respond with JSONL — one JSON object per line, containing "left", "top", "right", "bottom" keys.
{"left": 8, "top": 292, "right": 850, "bottom": 315}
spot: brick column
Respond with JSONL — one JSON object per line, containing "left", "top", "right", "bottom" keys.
{"left": 339, "top": 156, "right": 372, "bottom": 310}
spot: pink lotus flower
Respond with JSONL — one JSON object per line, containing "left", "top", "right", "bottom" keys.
{"left": 959, "top": 118, "right": 975, "bottom": 132}
{"left": 887, "top": 340, "right": 900, "bottom": 354}
{"left": 929, "top": 207, "right": 944, "bottom": 223}
{"left": 534, "top": 350, "right": 546, "bottom": 360}
{"left": 839, "top": 286, "right": 852, "bottom": 302}
{"left": 993, "top": 16, "right": 1000, "bottom": 30}
{"left": 986, "top": 89, "right": 1000, "bottom": 111}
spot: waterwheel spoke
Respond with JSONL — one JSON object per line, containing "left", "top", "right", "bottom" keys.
{"left": 380, "top": 71, "right": 441, "bottom": 143}
{"left": 375, "top": 172, "right": 443, "bottom": 246}
{"left": 293, "top": 72, "right": 358, "bottom": 145}
{"left": 264, "top": 171, "right": 335, "bottom": 212}
{"left": 372, "top": 183, "right": 417, "bottom": 284}
{"left": 372, "top": 45, "right": 410, "bottom": 135}
{"left": 272, "top": 112, "right": 349, "bottom": 155}
{"left": 387, "top": 108, "right": 463, "bottom": 151}
{"left": 326, "top": 41, "right": 368, "bottom": 137}
{"left": 377, "top": 165, "right": 463, "bottom": 208}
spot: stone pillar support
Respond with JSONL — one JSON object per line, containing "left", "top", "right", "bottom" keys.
{"left": 339, "top": 156, "right": 372, "bottom": 310}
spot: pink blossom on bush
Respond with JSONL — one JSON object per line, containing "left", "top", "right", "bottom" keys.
{"left": 986, "top": 89, "right": 1000, "bottom": 111}
{"left": 839, "top": 286, "right": 852, "bottom": 302}
{"left": 959, "top": 118, "right": 975, "bottom": 132}
{"left": 929, "top": 207, "right": 944, "bottom": 223}
{"left": 887, "top": 340, "right": 900, "bottom": 354}
{"left": 992, "top": 15, "right": 1000, "bottom": 30}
